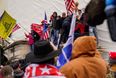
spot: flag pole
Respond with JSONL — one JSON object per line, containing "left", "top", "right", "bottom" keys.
{"left": 18, "top": 23, "right": 29, "bottom": 33}
{"left": 56, "top": 34, "right": 61, "bottom": 49}
{"left": 56, "top": 1, "right": 79, "bottom": 68}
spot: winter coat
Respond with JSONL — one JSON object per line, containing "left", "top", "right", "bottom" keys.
{"left": 52, "top": 17, "right": 58, "bottom": 30}
{"left": 25, "top": 33, "right": 34, "bottom": 45}
{"left": 60, "top": 36, "right": 109, "bottom": 78}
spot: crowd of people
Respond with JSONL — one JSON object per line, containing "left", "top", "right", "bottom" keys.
{"left": 49, "top": 10, "right": 89, "bottom": 47}
{"left": 24, "top": 9, "right": 91, "bottom": 49}
{"left": 0, "top": 1, "right": 113, "bottom": 78}
{"left": 0, "top": 36, "right": 109, "bottom": 78}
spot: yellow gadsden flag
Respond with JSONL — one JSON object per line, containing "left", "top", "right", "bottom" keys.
{"left": 0, "top": 11, "right": 16, "bottom": 39}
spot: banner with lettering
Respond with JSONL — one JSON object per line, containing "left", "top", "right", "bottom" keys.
{"left": 0, "top": 11, "right": 16, "bottom": 39}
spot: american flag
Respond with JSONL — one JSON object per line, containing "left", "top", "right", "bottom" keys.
{"left": 42, "top": 12, "right": 49, "bottom": 40}
{"left": 64, "top": 0, "right": 75, "bottom": 15}
{"left": 42, "top": 30, "right": 49, "bottom": 40}
{"left": 12, "top": 24, "right": 21, "bottom": 32}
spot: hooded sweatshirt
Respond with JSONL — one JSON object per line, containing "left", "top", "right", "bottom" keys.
{"left": 60, "top": 36, "right": 109, "bottom": 78}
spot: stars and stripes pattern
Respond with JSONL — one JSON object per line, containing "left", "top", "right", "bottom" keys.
{"left": 42, "top": 29, "right": 50, "bottom": 40}
{"left": 24, "top": 64, "right": 64, "bottom": 78}
{"left": 42, "top": 12, "right": 49, "bottom": 40}
{"left": 64, "top": 0, "right": 75, "bottom": 15}
{"left": 12, "top": 24, "right": 21, "bottom": 32}
{"left": 31, "top": 23, "right": 49, "bottom": 40}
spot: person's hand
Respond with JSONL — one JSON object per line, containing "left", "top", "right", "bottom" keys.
{"left": 74, "top": 2, "right": 79, "bottom": 13}
{"left": 0, "top": 65, "right": 3, "bottom": 69}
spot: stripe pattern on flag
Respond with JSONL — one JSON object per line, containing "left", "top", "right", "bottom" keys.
{"left": 42, "top": 12, "right": 49, "bottom": 40}
{"left": 12, "top": 24, "right": 20, "bottom": 32}
{"left": 43, "top": 29, "right": 49, "bottom": 40}
{"left": 64, "top": 0, "right": 75, "bottom": 15}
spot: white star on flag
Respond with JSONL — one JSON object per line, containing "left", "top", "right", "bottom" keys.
{"left": 40, "top": 65, "right": 51, "bottom": 74}
{"left": 56, "top": 71, "right": 62, "bottom": 75}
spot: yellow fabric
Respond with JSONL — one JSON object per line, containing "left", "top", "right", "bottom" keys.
{"left": 0, "top": 11, "right": 16, "bottom": 39}
{"left": 60, "top": 36, "right": 108, "bottom": 78}
{"left": 0, "top": 23, "right": 6, "bottom": 38}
